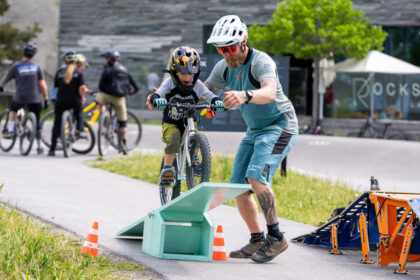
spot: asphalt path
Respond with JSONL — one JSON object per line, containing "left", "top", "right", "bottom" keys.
{"left": 0, "top": 125, "right": 419, "bottom": 279}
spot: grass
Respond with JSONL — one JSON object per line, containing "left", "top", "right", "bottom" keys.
{"left": 0, "top": 201, "right": 152, "bottom": 279}
{"left": 91, "top": 153, "right": 359, "bottom": 226}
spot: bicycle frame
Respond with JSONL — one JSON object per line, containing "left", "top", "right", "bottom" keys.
{"left": 175, "top": 116, "right": 196, "bottom": 182}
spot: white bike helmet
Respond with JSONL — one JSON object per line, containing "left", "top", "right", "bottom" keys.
{"left": 207, "top": 15, "right": 248, "bottom": 47}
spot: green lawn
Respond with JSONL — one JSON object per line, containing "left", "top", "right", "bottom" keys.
{"left": 0, "top": 195, "right": 151, "bottom": 279}
{"left": 91, "top": 153, "right": 359, "bottom": 226}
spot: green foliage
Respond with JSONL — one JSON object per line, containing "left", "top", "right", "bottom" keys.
{"left": 249, "top": 0, "right": 387, "bottom": 60}
{"left": 92, "top": 153, "right": 360, "bottom": 226}
{"left": 0, "top": 205, "right": 148, "bottom": 279}
{"left": 0, "top": 0, "right": 41, "bottom": 62}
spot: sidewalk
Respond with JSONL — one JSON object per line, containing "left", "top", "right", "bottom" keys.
{"left": 0, "top": 148, "right": 418, "bottom": 279}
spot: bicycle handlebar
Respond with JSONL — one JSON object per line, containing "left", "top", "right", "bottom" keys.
{"left": 156, "top": 101, "right": 226, "bottom": 111}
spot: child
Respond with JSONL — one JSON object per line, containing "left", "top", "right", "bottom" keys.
{"left": 146, "top": 46, "right": 223, "bottom": 186}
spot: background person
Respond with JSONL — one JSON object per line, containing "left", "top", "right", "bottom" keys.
{"left": 48, "top": 53, "right": 88, "bottom": 156}
{"left": 0, "top": 43, "right": 48, "bottom": 154}
{"left": 205, "top": 15, "right": 299, "bottom": 263}
{"left": 95, "top": 50, "right": 139, "bottom": 154}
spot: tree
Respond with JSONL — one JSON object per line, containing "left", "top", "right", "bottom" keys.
{"left": 0, "top": 0, "right": 41, "bottom": 62}
{"left": 248, "top": 0, "right": 387, "bottom": 128}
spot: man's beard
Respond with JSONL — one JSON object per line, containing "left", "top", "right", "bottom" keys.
{"left": 225, "top": 56, "right": 242, "bottom": 69}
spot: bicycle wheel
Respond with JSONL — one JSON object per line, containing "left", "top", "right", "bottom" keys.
{"left": 110, "top": 110, "right": 142, "bottom": 151}
{"left": 386, "top": 133, "right": 406, "bottom": 141}
{"left": 72, "top": 121, "right": 95, "bottom": 154}
{"left": 159, "top": 157, "right": 181, "bottom": 205}
{"left": 61, "top": 111, "right": 73, "bottom": 158}
{"left": 0, "top": 109, "right": 16, "bottom": 152}
{"left": 39, "top": 110, "right": 54, "bottom": 148}
{"left": 185, "top": 132, "right": 211, "bottom": 190}
{"left": 19, "top": 112, "right": 36, "bottom": 156}
{"left": 97, "top": 111, "right": 112, "bottom": 156}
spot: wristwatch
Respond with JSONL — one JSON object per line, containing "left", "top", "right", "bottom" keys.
{"left": 245, "top": 90, "right": 253, "bottom": 104}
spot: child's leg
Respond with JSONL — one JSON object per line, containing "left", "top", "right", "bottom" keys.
{"left": 163, "top": 153, "right": 176, "bottom": 167}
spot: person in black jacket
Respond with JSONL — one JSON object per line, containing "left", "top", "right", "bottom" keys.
{"left": 95, "top": 50, "right": 139, "bottom": 154}
{"left": 48, "top": 53, "right": 88, "bottom": 156}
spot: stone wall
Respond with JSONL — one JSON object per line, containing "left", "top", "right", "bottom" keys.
{"left": 59, "top": 0, "right": 420, "bottom": 109}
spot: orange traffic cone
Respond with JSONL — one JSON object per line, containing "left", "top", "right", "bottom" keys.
{"left": 80, "top": 221, "right": 99, "bottom": 257}
{"left": 213, "top": 225, "right": 227, "bottom": 261}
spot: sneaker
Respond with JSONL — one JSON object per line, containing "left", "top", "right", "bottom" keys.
{"left": 3, "top": 130, "right": 14, "bottom": 139}
{"left": 251, "top": 235, "right": 288, "bottom": 263}
{"left": 193, "top": 161, "right": 202, "bottom": 176}
{"left": 159, "top": 167, "right": 175, "bottom": 187}
{"left": 230, "top": 238, "right": 265, "bottom": 259}
{"left": 47, "top": 150, "right": 55, "bottom": 156}
{"left": 75, "top": 131, "right": 87, "bottom": 139}
{"left": 36, "top": 147, "right": 44, "bottom": 155}
{"left": 120, "top": 142, "right": 128, "bottom": 155}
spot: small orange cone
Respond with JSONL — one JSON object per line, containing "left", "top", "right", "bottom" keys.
{"left": 212, "top": 225, "right": 227, "bottom": 261}
{"left": 80, "top": 221, "right": 99, "bottom": 257}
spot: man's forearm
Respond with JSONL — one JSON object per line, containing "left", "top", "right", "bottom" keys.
{"left": 39, "top": 80, "right": 48, "bottom": 99}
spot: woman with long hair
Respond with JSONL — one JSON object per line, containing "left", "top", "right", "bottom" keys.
{"left": 48, "top": 53, "right": 88, "bottom": 156}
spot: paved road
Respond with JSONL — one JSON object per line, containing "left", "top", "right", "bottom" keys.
{"left": 0, "top": 125, "right": 419, "bottom": 279}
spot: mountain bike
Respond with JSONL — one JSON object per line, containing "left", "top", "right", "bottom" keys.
{"left": 39, "top": 109, "right": 95, "bottom": 154}
{"left": 97, "top": 104, "right": 142, "bottom": 156}
{"left": 0, "top": 108, "right": 36, "bottom": 156}
{"left": 347, "top": 118, "right": 406, "bottom": 140}
{"left": 157, "top": 102, "right": 224, "bottom": 205}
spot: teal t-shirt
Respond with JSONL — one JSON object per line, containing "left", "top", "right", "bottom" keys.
{"left": 205, "top": 48, "right": 298, "bottom": 134}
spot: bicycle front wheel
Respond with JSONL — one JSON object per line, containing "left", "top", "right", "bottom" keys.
{"left": 98, "top": 111, "right": 112, "bottom": 156}
{"left": 19, "top": 112, "right": 36, "bottom": 156}
{"left": 110, "top": 110, "right": 142, "bottom": 151}
{"left": 72, "top": 121, "right": 95, "bottom": 154}
{"left": 159, "top": 157, "right": 181, "bottom": 205}
{"left": 0, "top": 109, "right": 16, "bottom": 152}
{"left": 186, "top": 132, "right": 211, "bottom": 190}
{"left": 61, "top": 111, "right": 73, "bottom": 158}
{"left": 39, "top": 110, "right": 54, "bottom": 148}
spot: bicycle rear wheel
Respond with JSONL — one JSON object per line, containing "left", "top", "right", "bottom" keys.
{"left": 186, "top": 132, "right": 211, "bottom": 190}
{"left": 61, "top": 111, "right": 73, "bottom": 158}
{"left": 386, "top": 133, "right": 406, "bottom": 141}
{"left": 19, "top": 112, "right": 36, "bottom": 156}
{"left": 72, "top": 121, "right": 95, "bottom": 154}
{"left": 0, "top": 109, "right": 16, "bottom": 152}
{"left": 97, "top": 111, "right": 112, "bottom": 156}
{"left": 110, "top": 110, "right": 142, "bottom": 151}
{"left": 39, "top": 110, "right": 54, "bottom": 148}
{"left": 159, "top": 157, "right": 181, "bottom": 205}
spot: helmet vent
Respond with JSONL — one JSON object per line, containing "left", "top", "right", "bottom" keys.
{"left": 232, "top": 28, "right": 237, "bottom": 36}
{"left": 230, "top": 18, "right": 235, "bottom": 23}
{"left": 239, "top": 30, "right": 243, "bottom": 36}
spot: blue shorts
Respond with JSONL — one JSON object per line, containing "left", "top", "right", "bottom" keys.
{"left": 230, "top": 129, "right": 297, "bottom": 187}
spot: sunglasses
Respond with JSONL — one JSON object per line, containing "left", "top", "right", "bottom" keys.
{"left": 217, "top": 44, "right": 239, "bottom": 56}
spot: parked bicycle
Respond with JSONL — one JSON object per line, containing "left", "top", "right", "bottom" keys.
{"left": 97, "top": 103, "right": 142, "bottom": 156}
{"left": 157, "top": 102, "right": 224, "bottom": 205}
{"left": 347, "top": 118, "right": 406, "bottom": 140}
{"left": 0, "top": 108, "right": 36, "bottom": 155}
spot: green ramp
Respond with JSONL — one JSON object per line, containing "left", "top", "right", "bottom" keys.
{"left": 116, "top": 182, "right": 251, "bottom": 261}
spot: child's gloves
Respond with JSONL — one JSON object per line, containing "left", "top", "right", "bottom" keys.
{"left": 214, "top": 100, "right": 224, "bottom": 112}
{"left": 153, "top": 98, "right": 167, "bottom": 110}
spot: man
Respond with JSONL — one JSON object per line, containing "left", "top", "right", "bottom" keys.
{"left": 95, "top": 50, "right": 139, "bottom": 154}
{"left": 0, "top": 43, "right": 49, "bottom": 154}
{"left": 205, "top": 15, "right": 299, "bottom": 263}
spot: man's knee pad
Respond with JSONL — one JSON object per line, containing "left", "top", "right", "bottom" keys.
{"left": 118, "top": 120, "right": 127, "bottom": 128}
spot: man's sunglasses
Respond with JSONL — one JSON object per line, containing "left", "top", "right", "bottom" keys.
{"left": 217, "top": 44, "right": 239, "bottom": 56}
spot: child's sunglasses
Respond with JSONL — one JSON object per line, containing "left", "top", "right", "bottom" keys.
{"left": 217, "top": 44, "right": 239, "bottom": 56}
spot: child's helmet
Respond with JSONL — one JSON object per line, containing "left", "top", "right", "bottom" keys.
{"left": 76, "top": 53, "right": 89, "bottom": 66}
{"left": 64, "top": 53, "right": 77, "bottom": 64}
{"left": 169, "top": 46, "right": 201, "bottom": 91}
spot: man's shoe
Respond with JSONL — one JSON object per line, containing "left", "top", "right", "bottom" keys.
{"left": 47, "top": 150, "right": 55, "bottom": 156}
{"left": 37, "top": 147, "right": 44, "bottom": 155}
{"left": 75, "top": 131, "right": 87, "bottom": 139}
{"left": 159, "top": 167, "right": 175, "bottom": 187}
{"left": 3, "top": 130, "right": 14, "bottom": 139}
{"left": 193, "top": 161, "right": 202, "bottom": 176}
{"left": 251, "top": 235, "right": 288, "bottom": 263}
{"left": 230, "top": 239, "right": 265, "bottom": 259}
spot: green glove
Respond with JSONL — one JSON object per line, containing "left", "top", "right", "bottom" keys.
{"left": 154, "top": 98, "right": 167, "bottom": 110}
{"left": 214, "top": 100, "right": 224, "bottom": 112}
